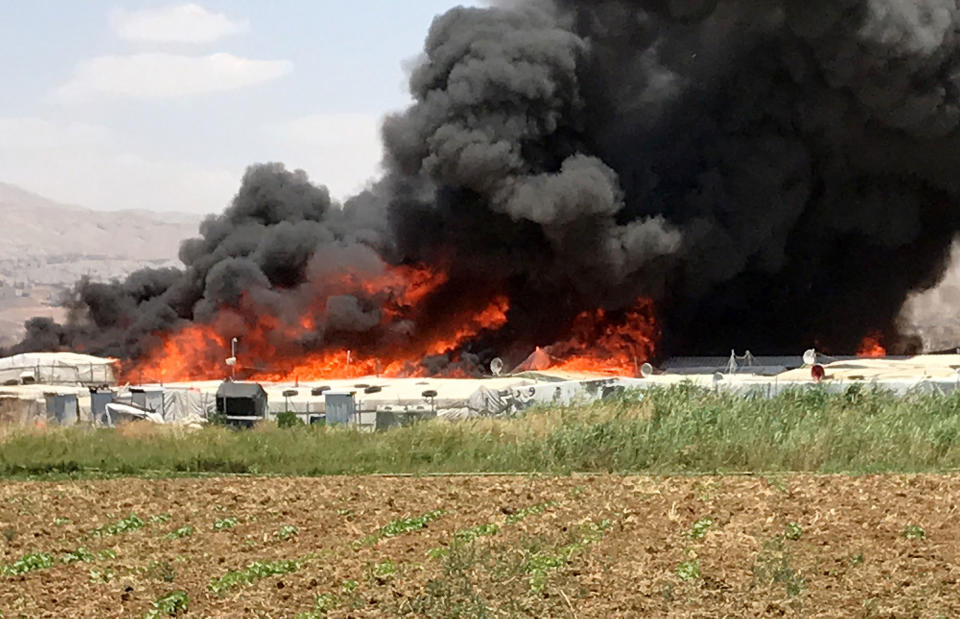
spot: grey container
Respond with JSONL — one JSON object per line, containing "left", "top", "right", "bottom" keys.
{"left": 90, "top": 391, "right": 114, "bottom": 425}
{"left": 44, "top": 393, "right": 78, "bottom": 426}
{"left": 324, "top": 391, "right": 356, "bottom": 426}
{"left": 130, "top": 388, "right": 164, "bottom": 415}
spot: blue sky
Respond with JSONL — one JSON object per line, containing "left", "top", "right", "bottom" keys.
{"left": 0, "top": 1, "right": 478, "bottom": 213}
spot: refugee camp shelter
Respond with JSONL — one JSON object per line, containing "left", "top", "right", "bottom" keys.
{"left": 0, "top": 352, "right": 116, "bottom": 386}
{"left": 215, "top": 381, "right": 268, "bottom": 426}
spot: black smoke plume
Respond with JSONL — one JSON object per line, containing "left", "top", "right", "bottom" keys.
{"left": 11, "top": 0, "right": 960, "bottom": 367}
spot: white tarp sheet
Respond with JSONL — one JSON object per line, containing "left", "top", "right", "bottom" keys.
{"left": 0, "top": 352, "right": 116, "bottom": 385}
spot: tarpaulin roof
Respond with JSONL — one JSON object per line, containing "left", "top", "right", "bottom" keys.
{"left": 216, "top": 381, "right": 267, "bottom": 399}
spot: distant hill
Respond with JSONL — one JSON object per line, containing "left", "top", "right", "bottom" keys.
{"left": 0, "top": 182, "right": 199, "bottom": 264}
{"left": 0, "top": 182, "right": 202, "bottom": 345}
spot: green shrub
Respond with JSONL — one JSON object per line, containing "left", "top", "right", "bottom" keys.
{"left": 276, "top": 411, "right": 304, "bottom": 428}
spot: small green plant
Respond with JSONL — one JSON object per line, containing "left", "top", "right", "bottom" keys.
{"left": 89, "top": 514, "right": 145, "bottom": 537}
{"left": 53, "top": 517, "right": 72, "bottom": 526}
{"left": 525, "top": 553, "right": 566, "bottom": 593}
{"left": 274, "top": 525, "right": 299, "bottom": 541}
{"left": 144, "top": 560, "right": 177, "bottom": 583}
{"left": 764, "top": 476, "right": 789, "bottom": 494}
{"left": 149, "top": 513, "right": 172, "bottom": 524}
{"left": 372, "top": 559, "right": 398, "bottom": 582}
{"left": 59, "top": 548, "right": 96, "bottom": 564}
{"left": 689, "top": 518, "right": 713, "bottom": 540}
{"left": 89, "top": 568, "right": 116, "bottom": 583}
{"left": 454, "top": 523, "right": 500, "bottom": 543}
{"left": 1, "top": 552, "right": 54, "bottom": 576}
{"left": 426, "top": 546, "right": 448, "bottom": 560}
{"left": 902, "top": 524, "right": 926, "bottom": 540}
{"left": 520, "top": 518, "right": 613, "bottom": 593}
{"left": 165, "top": 526, "right": 194, "bottom": 540}
{"left": 751, "top": 537, "right": 804, "bottom": 597}
{"left": 850, "top": 552, "right": 865, "bottom": 566}
{"left": 504, "top": 501, "right": 557, "bottom": 525}
{"left": 295, "top": 593, "right": 339, "bottom": 618}
{"left": 212, "top": 517, "right": 239, "bottom": 531}
{"left": 145, "top": 590, "right": 189, "bottom": 618}
{"left": 341, "top": 579, "right": 358, "bottom": 594}
{"left": 676, "top": 560, "right": 701, "bottom": 582}
{"left": 277, "top": 411, "right": 304, "bottom": 428}
{"left": 208, "top": 558, "right": 303, "bottom": 595}
{"left": 785, "top": 522, "right": 803, "bottom": 541}
{"left": 358, "top": 509, "right": 444, "bottom": 545}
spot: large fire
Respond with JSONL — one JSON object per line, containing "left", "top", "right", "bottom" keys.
{"left": 857, "top": 332, "right": 887, "bottom": 358}
{"left": 120, "top": 261, "right": 659, "bottom": 384}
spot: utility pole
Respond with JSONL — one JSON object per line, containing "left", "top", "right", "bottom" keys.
{"left": 231, "top": 338, "right": 238, "bottom": 380}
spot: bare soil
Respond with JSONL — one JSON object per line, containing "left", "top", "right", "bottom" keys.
{"left": 0, "top": 475, "right": 958, "bottom": 617}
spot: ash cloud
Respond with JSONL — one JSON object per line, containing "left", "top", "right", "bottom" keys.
{"left": 11, "top": 0, "right": 960, "bottom": 365}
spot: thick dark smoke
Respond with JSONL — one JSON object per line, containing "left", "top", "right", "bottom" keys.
{"left": 11, "top": 0, "right": 960, "bottom": 365}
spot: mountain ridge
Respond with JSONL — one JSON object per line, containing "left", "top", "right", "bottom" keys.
{"left": 0, "top": 182, "right": 202, "bottom": 346}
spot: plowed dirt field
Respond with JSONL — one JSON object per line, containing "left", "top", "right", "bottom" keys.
{"left": 1, "top": 475, "right": 958, "bottom": 617}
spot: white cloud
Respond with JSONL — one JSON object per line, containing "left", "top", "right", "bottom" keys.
{"left": 266, "top": 113, "right": 385, "bottom": 201}
{"left": 54, "top": 53, "right": 292, "bottom": 102}
{"left": 111, "top": 4, "right": 249, "bottom": 43}
{"left": 0, "top": 117, "right": 238, "bottom": 213}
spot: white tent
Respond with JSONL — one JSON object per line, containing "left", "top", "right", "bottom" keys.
{"left": 0, "top": 352, "right": 117, "bottom": 386}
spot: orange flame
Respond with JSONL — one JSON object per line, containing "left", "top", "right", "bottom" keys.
{"left": 857, "top": 332, "right": 887, "bottom": 358}
{"left": 121, "top": 261, "right": 510, "bottom": 383}
{"left": 512, "top": 298, "right": 659, "bottom": 376}
{"left": 120, "top": 250, "right": 660, "bottom": 384}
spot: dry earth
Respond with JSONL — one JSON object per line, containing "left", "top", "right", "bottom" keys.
{"left": 0, "top": 475, "right": 958, "bottom": 618}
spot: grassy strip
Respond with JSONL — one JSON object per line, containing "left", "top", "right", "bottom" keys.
{"left": 3, "top": 385, "right": 960, "bottom": 476}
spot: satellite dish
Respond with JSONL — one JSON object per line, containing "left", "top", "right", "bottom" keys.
{"left": 225, "top": 357, "right": 237, "bottom": 367}
{"left": 490, "top": 357, "right": 504, "bottom": 376}
{"left": 282, "top": 390, "right": 298, "bottom": 397}
{"left": 640, "top": 362, "right": 653, "bottom": 378}
{"left": 713, "top": 372, "right": 724, "bottom": 383}
{"left": 802, "top": 349, "right": 817, "bottom": 366}
{"left": 364, "top": 386, "right": 382, "bottom": 394}
{"left": 421, "top": 390, "right": 438, "bottom": 398}
{"left": 311, "top": 386, "right": 331, "bottom": 396}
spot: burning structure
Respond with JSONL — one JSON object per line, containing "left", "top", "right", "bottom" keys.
{"left": 12, "top": 0, "right": 960, "bottom": 381}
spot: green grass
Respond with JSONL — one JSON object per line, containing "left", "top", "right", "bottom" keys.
{"left": 3, "top": 385, "right": 960, "bottom": 477}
